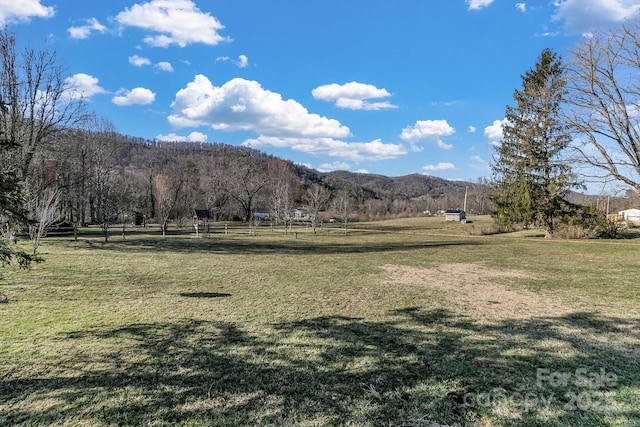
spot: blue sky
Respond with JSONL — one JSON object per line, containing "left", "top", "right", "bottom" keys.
{"left": 5, "top": 0, "right": 640, "bottom": 182}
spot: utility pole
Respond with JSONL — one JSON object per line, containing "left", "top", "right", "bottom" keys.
{"left": 463, "top": 186, "right": 468, "bottom": 213}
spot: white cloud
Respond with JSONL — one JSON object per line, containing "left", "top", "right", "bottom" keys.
{"left": 155, "top": 61, "right": 174, "bottom": 72}
{"left": 0, "top": 0, "right": 54, "bottom": 25}
{"left": 312, "top": 81, "right": 397, "bottom": 110}
{"left": 423, "top": 162, "right": 456, "bottom": 172}
{"left": 243, "top": 136, "right": 407, "bottom": 162}
{"left": 64, "top": 73, "right": 107, "bottom": 100}
{"left": 484, "top": 118, "right": 508, "bottom": 146}
{"left": 168, "top": 75, "right": 350, "bottom": 138}
{"left": 318, "top": 161, "right": 352, "bottom": 172}
{"left": 516, "top": 3, "right": 527, "bottom": 12}
{"left": 129, "top": 55, "right": 173, "bottom": 71}
{"left": 553, "top": 0, "right": 640, "bottom": 33}
{"left": 335, "top": 98, "right": 397, "bottom": 111}
{"left": 470, "top": 155, "right": 491, "bottom": 171}
{"left": 216, "top": 54, "right": 250, "bottom": 68}
{"left": 129, "top": 54, "right": 152, "bottom": 67}
{"left": 400, "top": 119, "right": 455, "bottom": 150}
{"left": 168, "top": 75, "right": 407, "bottom": 161}
{"left": 466, "top": 0, "right": 494, "bottom": 10}
{"left": 237, "top": 54, "right": 249, "bottom": 68}
{"left": 156, "top": 131, "right": 207, "bottom": 142}
{"left": 68, "top": 17, "right": 107, "bottom": 39}
{"left": 468, "top": 125, "right": 477, "bottom": 133}
{"left": 115, "top": 0, "right": 230, "bottom": 47}
{"left": 112, "top": 87, "right": 156, "bottom": 106}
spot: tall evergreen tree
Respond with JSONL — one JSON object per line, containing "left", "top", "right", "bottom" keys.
{"left": 491, "top": 48, "right": 576, "bottom": 237}
{"left": 0, "top": 100, "right": 37, "bottom": 268}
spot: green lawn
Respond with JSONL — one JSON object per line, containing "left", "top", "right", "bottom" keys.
{"left": 1, "top": 217, "right": 639, "bottom": 426}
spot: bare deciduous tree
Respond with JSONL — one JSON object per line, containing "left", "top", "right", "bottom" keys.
{"left": 227, "top": 152, "right": 268, "bottom": 221}
{"left": 566, "top": 22, "right": 640, "bottom": 192}
{"left": 304, "top": 183, "right": 330, "bottom": 233}
{"left": 267, "top": 159, "right": 298, "bottom": 230}
{"left": 173, "top": 161, "right": 199, "bottom": 227}
{"left": 154, "top": 174, "right": 179, "bottom": 238}
{"left": 25, "top": 157, "right": 60, "bottom": 253}
{"left": 332, "top": 189, "right": 352, "bottom": 235}
{"left": 0, "top": 29, "right": 86, "bottom": 180}
{"left": 28, "top": 185, "right": 58, "bottom": 254}
{"left": 82, "top": 118, "right": 127, "bottom": 242}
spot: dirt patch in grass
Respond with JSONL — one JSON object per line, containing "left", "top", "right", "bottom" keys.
{"left": 382, "top": 263, "right": 573, "bottom": 322}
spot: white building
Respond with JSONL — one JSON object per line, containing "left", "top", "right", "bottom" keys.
{"left": 444, "top": 209, "right": 466, "bottom": 223}
{"left": 618, "top": 208, "right": 640, "bottom": 224}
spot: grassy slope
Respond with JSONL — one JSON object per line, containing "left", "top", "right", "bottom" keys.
{"left": 1, "top": 217, "right": 638, "bottom": 426}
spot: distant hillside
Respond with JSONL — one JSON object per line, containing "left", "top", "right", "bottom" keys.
{"left": 297, "top": 168, "right": 478, "bottom": 201}
{"left": 42, "top": 131, "right": 491, "bottom": 224}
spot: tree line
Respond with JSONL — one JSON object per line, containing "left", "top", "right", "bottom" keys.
{"left": 45, "top": 124, "right": 484, "bottom": 238}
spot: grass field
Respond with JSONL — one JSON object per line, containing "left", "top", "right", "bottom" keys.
{"left": 1, "top": 216, "right": 639, "bottom": 426}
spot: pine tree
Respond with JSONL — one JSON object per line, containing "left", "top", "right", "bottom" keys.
{"left": 0, "top": 101, "right": 37, "bottom": 267}
{"left": 490, "top": 48, "right": 576, "bottom": 237}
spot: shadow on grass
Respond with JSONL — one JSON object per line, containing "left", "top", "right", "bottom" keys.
{"left": 2, "top": 309, "right": 638, "bottom": 426}
{"left": 178, "top": 292, "right": 231, "bottom": 298}
{"left": 75, "top": 233, "right": 486, "bottom": 256}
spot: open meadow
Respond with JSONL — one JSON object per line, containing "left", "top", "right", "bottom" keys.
{"left": 1, "top": 216, "right": 639, "bottom": 426}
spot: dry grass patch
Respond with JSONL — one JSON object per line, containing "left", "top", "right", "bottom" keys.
{"left": 381, "top": 263, "right": 572, "bottom": 321}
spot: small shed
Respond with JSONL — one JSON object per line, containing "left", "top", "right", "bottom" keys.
{"left": 618, "top": 208, "right": 640, "bottom": 225}
{"left": 133, "top": 211, "right": 146, "bottom": 227}
{"left": 444, "top": 209, "right": 466, "bottom": 223}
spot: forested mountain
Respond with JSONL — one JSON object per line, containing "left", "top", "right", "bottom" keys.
{"left": 37, "top": 128, "right": 488, "bottom": 229}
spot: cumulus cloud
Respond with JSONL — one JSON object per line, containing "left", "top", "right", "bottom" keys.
{"left": 129, "top": 55, "right": 174, "bottom": 71}
{"left": 423, "top": 162, "right": 456, "bottom": 172}
{"left": 236, "top": 54, "right": 249, "bottom": 68}
{"left": 156, "top": 131, "right": 207, "bottom": 142}
{"left": 168, "top": 75, "right": 407, "bottom": 161}
{"left": 112, "top": 87, "right": 156, "bottom": 106}
{"left": 468, "top": 125, "right": 477, "bottom": 133}
{"left": 64, "top": 73, "right": 107, "bottom": 100}
{"left": 516, "top": 3, "right": 526, "bottom": 13}
{"left": 67, "top": 18, "right": 107, "bottom": 39}
{"left": 115, "top": 0, "right": 230, "bottom": 47}
{"left": 0, "top": 0, "right": 54, "bottom": 25}
{"left": 168, "top": 75, "right": 350, "bottom": 138}
{"left": 312, "top": 81, "right": 397, "bottom": 110}
{"left": 243, "top": 136, "right": 407, "bottom": 162}
{"left": 216, "top": 54, "right": 250, "bottom": 68}
{"left": 400, "top": 119, "right": 455, "bottom": 151}
{"left": 129, "top": 54, "right": 152, "bottom": 67}
{"left": 155, "top": 61, "right": 174, "bottom": 72}
{"left": 554, "top": 0, "right": 640, "bottom": 33}
{"left": 317, "top": 161, "right": 352, "bottom": 172}
{"left": 68, "top": 17, "right": 108, "bottom": 39}
{"left": 484, "top": 118, "right": 508, "bottom": 146}
{"left": 466, "top": 0, "right": 494, "bottom": 10}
